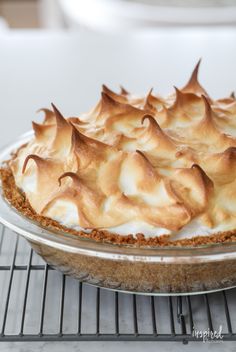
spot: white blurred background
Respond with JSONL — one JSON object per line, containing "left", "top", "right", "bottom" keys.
{"left": 0, "top": 0, "right": 236, "bottom": 30}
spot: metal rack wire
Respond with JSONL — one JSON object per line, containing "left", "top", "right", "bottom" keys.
{"left": 0, "top": 224, "right": 235, "bottom": 344}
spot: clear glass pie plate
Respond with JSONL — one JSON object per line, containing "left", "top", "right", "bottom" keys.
{"left": 0, "top": 132, "right": 236, "bottom": 295}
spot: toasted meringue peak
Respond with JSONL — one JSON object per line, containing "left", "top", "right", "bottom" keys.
{"left": 172, "top": 87, "right": 202, "bottom": 110}
{"left": 22, "top": 154, "right": 42, "bottom": 174}
{"left": 48, "top": 103, "right": 72, "bottom": 154}
{"left": 144, "top": 88, "right": 154, "bottom": 110}
{"left": 144, "top": 88, "right": 166, "bottom": 115}
{"left": 141, "top": 114, "right": 176, "bottom": 154}
{"left": 32, "top": 121, "right": 55, "bottom": 142}
{"left": 10, "top": 66, "right": 236, "bottom": 238}
{"left": 51, "top": 103, "right": 66, "bottom": 122}
{"left": 120, "top": 85, "right": 129, "bottom": 96}
{"left": 37, "top": 108, "right": 55, "bottom": 125}
{"left": 51, "top": 103, "right": 72, "bottom": 133}
{"left": 58, "top": 172, "right": 84, "bottom": 189}
{"left": 102, "top": 84, "right": 128, "bottom": 104}
{"left": 99, "top": 91, "right": 143, "bottom": 116}
{"left": 181, "top": 59, "right": 209, "bottom": 98}
{"left": 223, "top": 146, "right": 236, "bottom": 158}
{"left": 196, "top": 95, "right": 217, "bottom": 132}
{"left": 144, "top": 88, "right": 167, "bottom": 113}
{"left": 191, "top": 163, "right": 214, "bottom": 189}
{"left": 101, "top": 91, "right": 122, "bottom": 109}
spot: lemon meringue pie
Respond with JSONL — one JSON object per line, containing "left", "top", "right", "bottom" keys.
{"left": 2, "top": 61, "right": 236, "bottom": 245}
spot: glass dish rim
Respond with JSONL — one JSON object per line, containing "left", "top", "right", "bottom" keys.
{"left": 1, "top": 131, "right": 236, "bottom": 263}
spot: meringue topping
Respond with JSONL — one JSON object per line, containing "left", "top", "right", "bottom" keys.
{"left": 10, "top": 62, "right": 236, "bottom": 239}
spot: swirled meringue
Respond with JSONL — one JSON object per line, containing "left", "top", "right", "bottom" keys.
{"left": 10, "top": 62, "right": 236, "bottom": 239}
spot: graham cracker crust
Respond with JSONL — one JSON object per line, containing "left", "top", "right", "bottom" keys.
{"left": 1, "top": 166, "right": 236, "bottom": 247}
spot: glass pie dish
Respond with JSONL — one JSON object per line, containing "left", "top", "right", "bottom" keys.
{"left": 0, "top": 132, "right": 236, "bottom": 295}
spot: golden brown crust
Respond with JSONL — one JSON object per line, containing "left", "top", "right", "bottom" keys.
{"left": 1, "top": 166, "right": 236, "bottom": 248}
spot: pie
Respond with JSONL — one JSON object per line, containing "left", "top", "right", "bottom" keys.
{"left": 1, "top": 61, "right": 236, "bottom": 247}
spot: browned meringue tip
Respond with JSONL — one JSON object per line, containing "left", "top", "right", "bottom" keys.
{"left": 187, "top": 59, "right": 202, "bottom": 86}
{"left": 70, "top": 123, "right": 84, "bottom": 149}
{"left": 141, "top": 114, "right": 166, "bottom": 134}
{"left": 135, "top": 149, "right": 154, "bottom": 166}
{"left": 201, "top": 94, "right": 213, "bottom": 120}
{"left": 144, "top": 88, "right": 154, "bottom": 109}
{"left": 102, "top": 84, "right": 116, "bottom": 95}
{"left": 69, "top": 120, "right": 79, "bottom": 132}
{"left": 32, "top": 120, "right": 55, "bottom": 138}
{"left": 230, "top": 91, "right": 235, "bottom": 99}
{"left": 172, "top": 86, "right": 184, "bottom": 107}
{"left": 22, "top": 154, "right": 43, "bottom": 174}
{"left": 36, "top": 108, "right": 49, "bottom": 114}
{"left": 222, "top": 146, "right": 236, "bottom": 159}
{"left": 167, "top": 87, "right": 203, "bottom": 119}
{"left": 173, "top": 86, "right": 197, "bottom": 102}
{"left": 102, "top": 84, "right": 113, "bottom": 95}
{"left": 120, "top": 85, "right": 129, "bottom": 96}
{"left": 181, "top": 59, "right": 209, "bottom": 98}
{"left": 51, "top": 103, "right": 69, "bottom": 127}
{"left": 37, "top": 108, "right": 55, "bottom": 123}
{"left": 147, "top": 88, "right": 154, "bottom": 97}
{"left": 51, "top": 102, "right": 60, "bottom": 113}
{"left": 101, "top": 91, "right": 119, "bottom": 107}
{"left": 142, "top": 114, "right": 159, "bottom": 127}
{"left": 37, "top": 107, "right": 53, "bottom": 114}
{"left": 141, "top": 114, "right": 153, "bottom": 125}
{"left": 184, "top": 59, "right": 201, "bottom": 87}
{"left": 70, "top": 121, "right": 109, "bottom": 151}
{"left": 70, "top": 123, "right": 92, "bottom": 152}
{"left": 102, "top": 85, "right": 129, "bottom": 104}
{"left": 100, "top": 90, "right": 145, "bottom": 118}
{"left": 146, "top": 88, "right": 153, "bottom": 98}
{"left": 102, "top": 84, "right": 130, "bottom": 100}
{"left": 58, "top": 172, "right": 80, "bottom": 187}
{"left": 32, "top": 121, "right": 43, "bottom": 138}
{"left": 191, "top": 163, "right": 214, "bottom": 188}
{"left": 99, "top": 91, "right": 125, "bottom": 115}
{"left": 70, "top": 122, "right": 94, "bottom": 145}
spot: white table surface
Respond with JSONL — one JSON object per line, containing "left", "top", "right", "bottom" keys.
{"left": 0, "top": 28, "right": 236, "bottom": 352}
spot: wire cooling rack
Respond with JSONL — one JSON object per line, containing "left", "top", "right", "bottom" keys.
{"left": 0, "top": 224, "right": 235, "bottom": 344}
